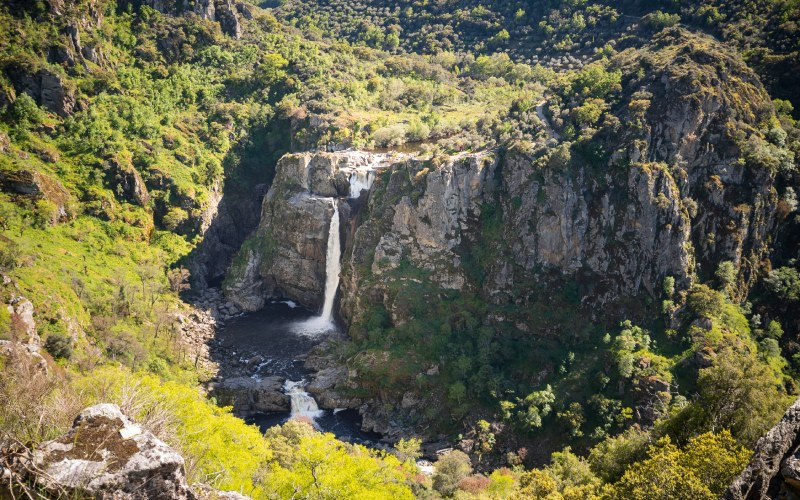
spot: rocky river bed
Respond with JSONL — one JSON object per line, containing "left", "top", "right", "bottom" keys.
{"left": 203, "top": 299, "right": 383, "bottom": 447}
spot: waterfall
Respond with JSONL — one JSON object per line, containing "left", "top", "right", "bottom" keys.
{"left": 319, "top": 199, "right": 341, "bottom": 322}
{"left": 284, "top": 379, "right": 323, "bottom": 421}
{"left": 349, "top": 169, "right": 375, "bottom": 198}
{"left": 293, "top": 199, "right": 340, "bottom": 335}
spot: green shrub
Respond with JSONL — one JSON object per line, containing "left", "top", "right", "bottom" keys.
{"left": 44, "top": 332, "right": 73, "bottom": 360}
{"left": 433, "top": 450, "right": 472, "bottom": 496}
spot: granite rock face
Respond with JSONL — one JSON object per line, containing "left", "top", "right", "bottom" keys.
{"left": 139, "top": 0, "right": 242, "bottom": 38}
{"left": 725, "top": 397, "right": 800, "bottom": 499}
{"left": 30, "top": 404, "right": 195, "bottom": 499}
{"left": 0, "top": 169, "right": 71, "bottom": 222}
{"left": 224, "top": 151, "right": 397, "bottom": 312}
{"left": 208, "top": 376, "right": 289, "bottom": 416}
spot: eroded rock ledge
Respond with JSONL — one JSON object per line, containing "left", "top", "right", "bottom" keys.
{"left": 725, "top": 397, "right": 800, "bottom": 500}
{"left": 6, "top": 404, "right": 248, "bottom": 500}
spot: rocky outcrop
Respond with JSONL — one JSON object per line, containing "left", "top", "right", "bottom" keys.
{"left": 106, "top": 155, "right": 150, "bottom": 207}
{"left": 0, "top": 168, "right": 70, "bottom": 222}
{"left": 187, "top": 185, "right": 268, "bottom": 291}
{"left": 208, "top": 376, "right": 289, "bottom": 416}
{"left": 224, "top": 151, "right": 397, "bottom": 312}
{"left": 725, "top": 397, "right": 800, "bottom": 499}
{"left": 29, "top": 404, "right": 195, "bottom": 499}
{"left": 4, "top": 65, "right": 76, "bottom": 117}
{"left": 6, "top": 296, "right": 37, "bottom": 340}
{"left": 138, "top": 0, "right": 242, "bottom": 38}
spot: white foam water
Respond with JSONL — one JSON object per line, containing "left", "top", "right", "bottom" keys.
{"left": 348, "top": 169, "right": 376, "bottom": 198}
{"left": 293, "top": 199, "right": 340, "bottom": 335}
{"left": 284, "top": 379, "right": 324, "bottom": 421}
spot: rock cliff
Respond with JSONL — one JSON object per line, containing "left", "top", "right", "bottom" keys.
{"left": 725, "top": 397, "right": 800, "bottom": 499}
{"left": 220, "top": 29, "right": 788, "bottom": 435}
{"left": 224, "top": 151, "right": 399, "bottom": 312}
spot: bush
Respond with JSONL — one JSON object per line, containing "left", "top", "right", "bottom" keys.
{"left": 433, "top": 450, "right": 472, "bottom": 496}
{"left": 643, "top": 11, "right": 681, "bottom": 29}
{"left": 44, "top": 332, "right": 73, "bottom": 360}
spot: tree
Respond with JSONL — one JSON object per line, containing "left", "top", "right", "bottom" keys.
{"left": 671, "top": 348, "right": 788, "bottom": 445}
{"left": 548, "top": 447, "right": 600, "bottom": 492}
{"left": 611, "top": 431, "right": 749, "bottom": 499}
{"left": 588, "top": 427, "right": 652, "bottom": 483}
{"left": 715, "top": 261, "right": 736, "bottom": 294}
{"left": 395, "top": 437, "right": 422, "bottom": 464}
{"left": 612, "top": 438, "right": 715, "bottom": 499}
{"left": 474, "top": 420, "right": 495, "bottom": 461}
{"left": 571, "top": 64, "right": 622, "bottom": 99}
{"left": 44, "top": 332, "right": 73, "bottom": 360}
{"left": 764, "top": 267, "right": 800, "bottom": 303}
{"left": 433, "top": 450, "right": 472, "bottom": 496}
{"left": 521, "top": 385, "right": 555, "bottom": 431}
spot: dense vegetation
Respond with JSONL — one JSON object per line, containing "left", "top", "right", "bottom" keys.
{"left": 0, "top": 0, "right": 799, "bottom": 498}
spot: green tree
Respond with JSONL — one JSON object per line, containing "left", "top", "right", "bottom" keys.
{"left": 612, "top": 431, "right": 748, "bottom": 499}
{"left": 671, "top": 348, "right": 788, "bottom": 445}
{"left": 433, "top": 450, "right": 472, "bottom": 496}
{"left": 395, "top": 437, "right": 422, "bottom": 464}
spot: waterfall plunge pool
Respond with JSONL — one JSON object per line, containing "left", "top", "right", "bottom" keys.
{"left": 214, "top": 300, "right": 383, "bottom": 448}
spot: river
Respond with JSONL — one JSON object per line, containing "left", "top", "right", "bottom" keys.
{"left": 214, "top": 301, "right": 383, "bottom": 447}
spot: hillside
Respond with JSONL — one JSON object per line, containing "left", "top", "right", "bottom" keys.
{"left": 0, "top": 0, "right": 799, "bottom": 498}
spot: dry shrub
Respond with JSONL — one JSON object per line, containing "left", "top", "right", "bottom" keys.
{"left": 457, "top": 474, "right": 491, "bottom": 494}
{"left": 0, "top": 347, "right": 82, "bottom": 446}
{"left": 118, "top": 379, "right": 178, "bottom": 442}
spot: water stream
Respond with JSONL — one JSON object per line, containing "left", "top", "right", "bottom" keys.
{"left": 292, "top": 199, "right": 341, "bottom": 335}
{"left": 215, "top": 161, "right": 399, "bottom": 446}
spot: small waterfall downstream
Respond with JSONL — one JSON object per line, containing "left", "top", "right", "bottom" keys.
{"left": 284, "top": 379, "right": 324, "bottom": 421}
{"left": 293, "top": 199, "right": 341, "bottom": 335}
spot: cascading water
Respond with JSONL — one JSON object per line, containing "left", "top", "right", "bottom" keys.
{"left": 293, "top": 199, "right": 340, "bottom": 335}
{"left": 284, "top": 379, "right": 324, "bottom": 421}
{"left": 348, "top": 169, "right": 375, "bottom": 198}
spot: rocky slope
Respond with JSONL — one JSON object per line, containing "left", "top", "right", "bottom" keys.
{"left": 726, "top": 396, "right": 800, "bottom": 499}
{"left": 3, "top": 403, "right": 247, "bottom": 499}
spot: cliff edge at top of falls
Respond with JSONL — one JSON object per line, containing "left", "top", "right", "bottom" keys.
{"left": 224, "top": 29, "right": 786, "bottom": 330}
{"left": 222, "top": 150, "right": 406, "bottom": 313}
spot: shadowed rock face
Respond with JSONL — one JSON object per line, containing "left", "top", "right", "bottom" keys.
{"left": 224, "top": 151, "right": 398, "bottom": 312}
{"left": 31, "top": 404, "right": 195, "bottom": 499}
{"left": 725, "top": 397, "right": 800, "bottom": 500}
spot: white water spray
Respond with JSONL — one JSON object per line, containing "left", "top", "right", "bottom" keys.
{"left": 348, "top": 169, "right": 375, "bottom": 198}
{"left": 284, "top": 379, "right": 323, "bottom": 421}
{"left": 293, "top": 199, "right": 340, "bottom": 334}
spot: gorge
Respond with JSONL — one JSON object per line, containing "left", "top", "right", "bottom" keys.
{"left": 1, "top": 0, "right": 800, "bottom": 498}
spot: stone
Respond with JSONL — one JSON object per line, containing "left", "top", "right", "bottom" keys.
{"left": 7, "top": 297, "right": 36, "bottom": 339}
{"left": 306, "top": 366, "right": 363, "bottom": 409}
{"left": 725, "top": 397, "right": 800, "bottom": 499}
{"left": 209, "top": 376, "right": 289, "bottom": 416}
{"left": 30, "top": 404, "right": 195, "bottom": 499}
{"left": 106, "top": 155, "right": 149, "bottom": 207}
{"left": 0, "top": 169, "right": 70, "bottom": 222}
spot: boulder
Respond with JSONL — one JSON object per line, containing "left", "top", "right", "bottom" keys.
{"left": 725, "top": 397, "right": 800, "bottom": 499}
{"left": 106, "top": 156, "right": 150, "bottom": 207}
{"left": 0, "top": 169, "right": 70, "bottom": 222}
{"left": 30, "top": 404, "right": 195, "bottom": 499}
{"left": 6, "top": 297, "right": 36, "bottom": 339}
{"left": 209, "top": 376, "right": 289, "bottom": 416}
{"left": 306, "top": 366, "right": 363, "bottom": 409}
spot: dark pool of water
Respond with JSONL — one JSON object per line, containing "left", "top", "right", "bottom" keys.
{"left": 216, "top": 300, "right": 383, "bottom": 447}
{"left": 215, "top": 300, "right": 323, "bottom": 379}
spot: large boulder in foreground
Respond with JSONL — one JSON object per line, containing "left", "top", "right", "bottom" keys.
{"left": 725, "top": 397, "right": 800, "bottom": 499}
{"left": 30, "top": 404, "right": 194, "bottom": 499}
